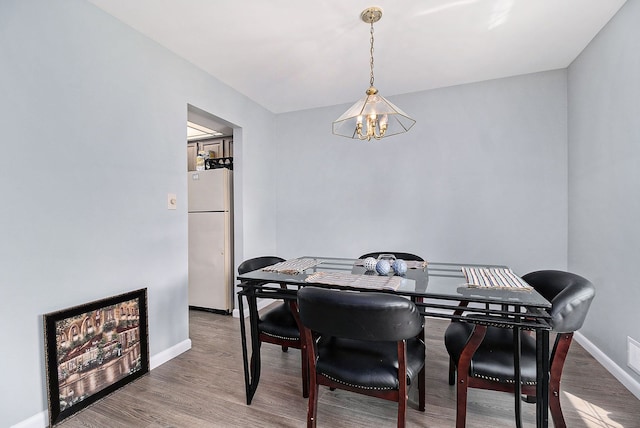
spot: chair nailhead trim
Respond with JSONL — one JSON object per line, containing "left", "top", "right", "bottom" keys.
{"left": 262, "top": 332, "right": 298, "bottom": 341}
{"left": 321, "top": 373, "right": 394, "bottom": 391}
{"left": 473, "top": 374, "right": 536, "bottom": 385}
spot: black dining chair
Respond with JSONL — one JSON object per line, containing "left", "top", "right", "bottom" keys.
{"left": 359, "top": 252, "right": 425, "bottom": 262}
{"left": 238, "top": 256, "right": 308, "bottom": 397}
{"left": 298, "top": 286, "right": 426, "bottom": 428}
{"left": 444, "top": 270, "right": 595, "bottom": 428}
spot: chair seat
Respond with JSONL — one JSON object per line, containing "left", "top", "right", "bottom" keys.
{"left": 316, "top": 336, "right": 426, "bottom": 390}
{"left": 445, "top": 321, "right": 537, "bottom": 384}
{"left": 259, "top": 302, "right": 300, "bottom": 341}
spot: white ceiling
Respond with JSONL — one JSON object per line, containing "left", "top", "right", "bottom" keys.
{"left": 87, "top": 0, "right": 625, "bottom": 114}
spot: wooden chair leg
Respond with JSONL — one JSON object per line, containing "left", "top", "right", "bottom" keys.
{"left": 454, "top": 324, "right": 486, "bottom": 428}
{"left": 398, "top": 395, "right": 407, "bottom": 428}
{"left": 303, "top": 325, "right": 319, "bottom": 428}
{"left": 456, "top": 371, "right": 468, "bottom": 428}
{"left": 549, "top": 386, "right": 566, "bottom": 428}
{"left": 307, "top": 383, "right": 319, "bottom": 428}
{"left": 397, "top": 341, "right": 408, "bottom": 428}
{"left": 549, "top": 333, "right": 573, "bottom": 428}
{"left": 301, "top": 344, "right": 309, "bottom": 398}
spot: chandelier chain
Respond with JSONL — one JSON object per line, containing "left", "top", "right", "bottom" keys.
{"left": 369, "top": 21, "right": 375, "bottom": 87}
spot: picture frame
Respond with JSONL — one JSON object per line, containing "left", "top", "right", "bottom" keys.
{"left": 43, "top": 288, "right": 149, "bottom": 426}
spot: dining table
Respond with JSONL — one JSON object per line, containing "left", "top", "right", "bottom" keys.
{"left": 236, "top": 256, "right": 552, "bottom": 428}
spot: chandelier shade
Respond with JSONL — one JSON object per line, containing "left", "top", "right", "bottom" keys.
{"left": 332, "top": 7, "right": 415, "bottom": 141}
{"left": 332, "top": 89, "right": 416, "bottom": 139}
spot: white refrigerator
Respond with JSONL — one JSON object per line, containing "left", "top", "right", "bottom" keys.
{"left": 188, "top": 169, "right": 233, "bottom": 313}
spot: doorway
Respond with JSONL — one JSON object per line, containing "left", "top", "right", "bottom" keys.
{"left": 186, "top": 104, "right": 236, "bottom": 314}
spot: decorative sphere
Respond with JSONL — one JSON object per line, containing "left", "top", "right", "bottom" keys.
{"left": 363, "top": 257, "right": 377, "bottom": 272}
{"left": 392, "top": 259, "right": 408, "bottom": 276}
{"left": 375, "top": 259, "right": 391, "bottom": 275}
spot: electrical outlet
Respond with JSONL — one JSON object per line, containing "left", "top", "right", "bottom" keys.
{"left": 628, "top": 336, "right": 640, "bottom": 375}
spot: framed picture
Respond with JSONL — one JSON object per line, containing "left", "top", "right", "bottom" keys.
{"left": 43, "top": 288, "right": 149, "bottom": 426}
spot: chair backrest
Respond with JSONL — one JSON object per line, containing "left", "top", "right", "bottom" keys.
{"left": 297, "top": 287, "right": 423, "bottom": 342}
{"left": 238, "top": 256, "right": 285, "bottom": 275}
{"left": 522, "top": 270, "right": 595, "bottom": 333}
{"left": 359, "top": 252, "right": 424, "bottom": 262}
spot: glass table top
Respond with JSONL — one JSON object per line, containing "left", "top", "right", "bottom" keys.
{"left": 237, "top": 256, "right": 551, "bottom": 309}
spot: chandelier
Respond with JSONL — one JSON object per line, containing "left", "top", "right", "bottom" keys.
{"left": 332, "top": 7, "right": 415, "bottom": 141}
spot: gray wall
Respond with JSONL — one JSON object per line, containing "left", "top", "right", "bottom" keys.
{"left": 0, "top": 1, "right": 277, "bottom": 426}
{"left": 275, "top": 71, "right": 568, "bottom": 274}
{"left": 568, "top": 0, "right": 640, "bottom": 386}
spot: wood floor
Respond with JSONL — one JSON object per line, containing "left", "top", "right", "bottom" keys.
{"left": 59, "top": 308, "right": 639, "bottom": 428}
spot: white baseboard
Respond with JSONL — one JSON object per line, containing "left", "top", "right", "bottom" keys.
{"left": 11, "top": 339, "right": 193, "bottom": 428}
{"left": 150, "top": 338, "right": 192, "bottom": 369}
{"left": 10, "top": 411, "right": 47, "bottom": 428}
{"left": 574, "top": 331, "right": 640, "bottom": 400}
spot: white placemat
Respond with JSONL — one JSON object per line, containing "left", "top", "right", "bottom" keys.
{"left": 305, "top": 271, "right": 402, "bottom": 291}
{"left": 462, "top": 267, "right": 532, "bottom": 291}
{"left": 261, "top": 258, "right": 320, "bottom": 275}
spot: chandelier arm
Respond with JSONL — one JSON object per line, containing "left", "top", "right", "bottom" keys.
{"left": 355, "top": 114, "right": 388, "bottom": 141}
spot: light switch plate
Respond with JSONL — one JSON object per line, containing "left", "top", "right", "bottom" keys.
{"left": 167, "top": 193, "right": 177, "bottom": 210}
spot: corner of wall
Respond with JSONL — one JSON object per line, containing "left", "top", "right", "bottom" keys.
{"left": 574, "top": 332, "right": 640, "bottom": 400}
